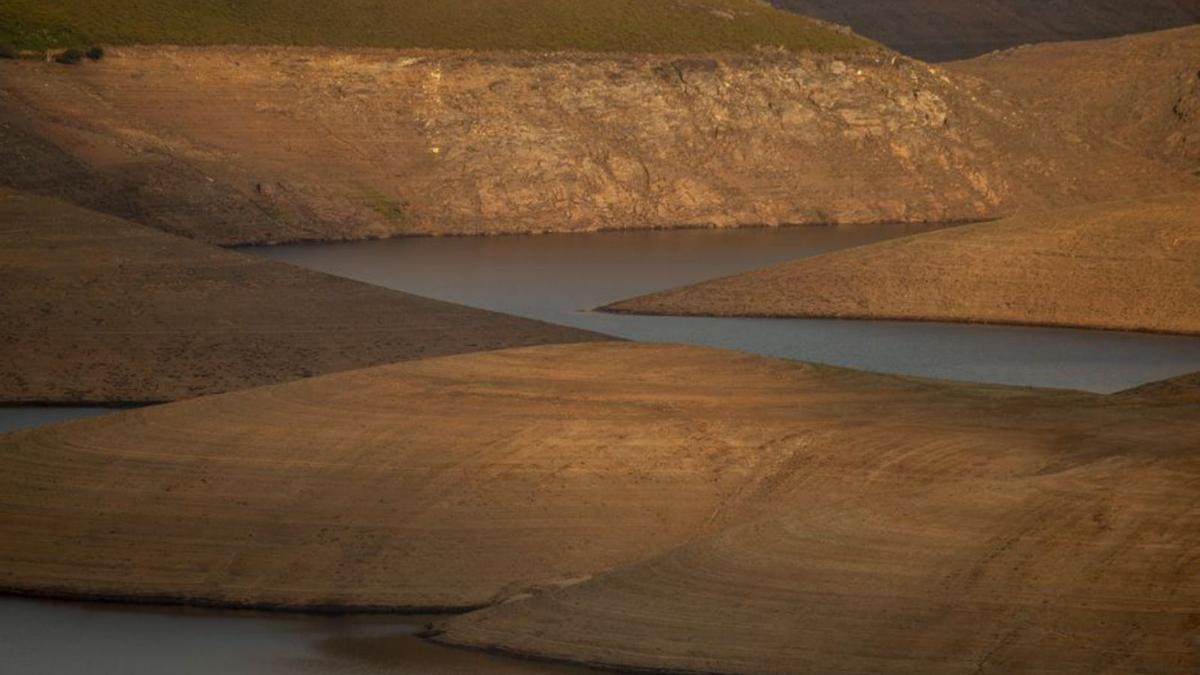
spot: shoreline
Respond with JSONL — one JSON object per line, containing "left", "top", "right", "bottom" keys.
{"left": 594, "top": 305, "right": 1200, "bottom": 339}
{"left": 227, "top": 217, "right": 988, "bottom": 250}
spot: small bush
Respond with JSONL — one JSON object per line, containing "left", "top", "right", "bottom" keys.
{"left": 0, "top": 42, "right": 17, "bottom": 59}
{"left": 86, "top": 46, "right": 105, "bottom": 60}
{"left": 55, "top": 48, "right": 83, "bottom": 65}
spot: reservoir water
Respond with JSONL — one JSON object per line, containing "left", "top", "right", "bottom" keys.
{"left": 249, "top": 224, "right": 1200, "bottom": 393}
{"left": 4, "top": 223, "right": 1199, "bottom": 674}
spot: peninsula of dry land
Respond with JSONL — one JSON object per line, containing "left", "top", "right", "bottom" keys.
{"left": 0, "top": 190, "right": 608, "bottom": 403}
{"left": 603, "top": 191, "right": 1200, "bottom": 335}
{"left": 0, "top": 342, "right": 1196, "bottom": 672}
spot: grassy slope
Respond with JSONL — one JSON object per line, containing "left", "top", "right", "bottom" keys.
{"left": 0, "top": 0, "right": 870, "bottom": 53}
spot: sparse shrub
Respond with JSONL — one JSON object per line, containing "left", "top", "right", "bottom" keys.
{"left": 86, "top": 46, "right": 105, "bottom": 61}
{"left": 0, "top": 42, "right": 17, "bottom": 59}
{"left": 55, "top": 48, "right": 83, "bottom": 65}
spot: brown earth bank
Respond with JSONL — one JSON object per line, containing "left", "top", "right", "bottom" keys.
{"left": 1117, "top": 371, "right": 1200, "bottom": 404}
{"left": 771, "top": 0, "right": 1200, "bottom": 62}
{"left": 1, "top": 46, "right": 1192, "bottom": 245}
{"left": 602, "top": 191, "right": 1200, "bottom": 335}
{"left": 0, "top": 342, "right": 1196, "bottom": 672}
{"left": 0, "top": 189, "right": 607, "bottom": 403}
{"left": 950, "top": 24, "right": 1200, "bottom": 170}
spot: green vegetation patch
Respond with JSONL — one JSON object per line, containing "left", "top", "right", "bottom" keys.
{"left": 0, "top": 0, "right": 872, "bottom": 53}
{"left": 363, "top": 188, "right": 410, "bottom": 226}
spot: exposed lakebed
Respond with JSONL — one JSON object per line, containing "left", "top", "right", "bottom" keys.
{"left": 4, "top": 223, "right": 1199, "bottom": 674}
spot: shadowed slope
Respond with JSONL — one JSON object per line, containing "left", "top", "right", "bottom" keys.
{"left": 771, "top": 0, "right": 1200, "bottom": 61}
{"left": 1, "top": 342, "right": 1197, "bottom": 675}
{"left": 0, "top": 190, "right": 608, "bottom": 403}
{"left": 1117, "top": 371, "right": 1200, "bottom": 404}
{"left": 603, "top": 192, "right": 1200, "bottom": 335}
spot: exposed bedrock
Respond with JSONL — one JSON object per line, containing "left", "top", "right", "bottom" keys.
{"left": 1, "top": 47, "right": 1190, "bottom": 244}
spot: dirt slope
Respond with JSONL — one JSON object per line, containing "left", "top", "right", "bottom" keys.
{"left": 951, "top": 25, "right": 1200, "bottom": 170}
{"left": 1, "top": 47, "right": 1190, "bottom": 244}
{"left": 1, "top": 341, "right": 1196, "bottom": 672}
{"left": 1117, "top": 371, "right": 1200, "bottom": 404}
{"left": 772, "top": 0, "right": 1200, "bottom": 61}
{"left": 0, "top": 190, "right": 607, "bottom": 403}
{"left": 603, "top": 191, "right": 1200, "bottom": 335}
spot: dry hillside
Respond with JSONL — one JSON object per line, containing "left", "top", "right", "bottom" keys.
{"left": 603, "top": 191, "right": 1200, "bottom": 335}
{"left": 772, "top": 0, "right": 1200, "bottom": 61}
{"left": 1118, "top": 371, "right": 1200, "bottom": 404}
{"left": 0, "top": 189, "right": 607, "bottom": 403}
{"left": 1, "top": 47, "right": 1190, "bottom": 244}
{"left": 952, "top": 24, "right": 1200, "bottom": 170}
{"left": 0, "top": 342, "right": 1196, "bottom": 672}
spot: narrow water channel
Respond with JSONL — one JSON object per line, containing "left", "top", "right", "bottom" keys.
{"left": 248, "top": 225, "right": 1200, "bottom": 393}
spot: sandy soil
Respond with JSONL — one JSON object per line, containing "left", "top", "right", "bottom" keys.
{"left": 1, "top": 342, "right": 1196, "bottom": 672}
{"left": 0, "top": 190, "right": 608, "bottom": 403}
{"left": 1, "top": 45, "right": 1191, "bottom": 244}
{"left": 603, "top": 191, "right": 1200, "bottom": 335}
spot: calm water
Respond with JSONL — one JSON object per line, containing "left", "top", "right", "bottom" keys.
{"left": 249, "top": 225, "right": 1200, "bottom": 393}
{"left": 0, "top": 598, "right": 588, "bottom": 675}
{"left": 0, "top": 407, "right": 113, "bottom": 434}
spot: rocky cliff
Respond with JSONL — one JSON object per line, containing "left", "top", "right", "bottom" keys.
{"left": 1, "top": 47, "right": 1190, "bottom": 244}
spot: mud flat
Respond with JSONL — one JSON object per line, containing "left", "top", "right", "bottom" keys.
{"left": 1, "top": 341, "right": 1197, "bottom": 673}
{"left": 0, "top": 190, "right": 606, "bottom": 403}
{"left": 1, "top": 45, "right": 1192, "bottom": 244}
{"left": 603, "top": 192, "right": 1200, "bottom": 335}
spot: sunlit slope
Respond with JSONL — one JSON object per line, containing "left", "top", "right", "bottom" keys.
{"left": 2, "top": 341, "right": 1196, "bottom": 672}
{"left": 440, "top": 433, "right": 1200, "bottom": 672}
{"left": 951, "top": 25, "right": 1200, "bottom": 171}
{"left": 0, "top": 0, "right": 871, "bottom": 53}
{"left": 603, "top": 192, "right": 1200, "bottom": 335}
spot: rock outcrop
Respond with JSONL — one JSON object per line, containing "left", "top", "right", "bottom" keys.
{"left": 1, "top": 46, "right": 1190, "bottom": 244}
